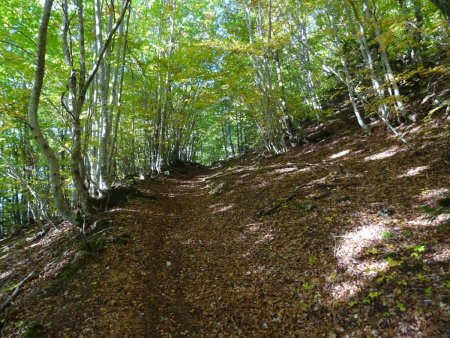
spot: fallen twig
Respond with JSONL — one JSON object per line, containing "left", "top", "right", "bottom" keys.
{"left": 0, "top": 271, "right": 37, "bottom": 312}
{"left": 257, "top": 186, "right": 301, "bottom": 217}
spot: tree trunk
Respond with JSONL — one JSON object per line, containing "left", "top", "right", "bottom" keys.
{"left": 95, "top": 0, "right": 112, "bottom": 190}
{"left": 346, "top": 0, "right": 390, "bottom": 121}
{"left": 27, "top": 0, "right": 79, "bottom": 226}
{"left": 274, "top": 49, "right": 299, "bottom": 147}
{"left": 365, "top": 0, "right": 409, "bottom": 122}
{"left": 328, "top": 9, "right": 370, "bottom": 133}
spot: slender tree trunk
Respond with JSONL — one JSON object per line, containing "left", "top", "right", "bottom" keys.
{"left": 108, "top": 1, "right": 131, "bottom": 182}
{"left": 328, "top": 10, "right": 370, "bottom": 133}
{"left": 365, "top": 0, "right": 409, "bottom": 122}
{"left": 27, "top": 0, "right": 79, "bottom": 226}
{"left": 274, "top": 49, "right": 299, "bottom": 146}
{"left": 346, "top": 0, "right": 390, "bottom": 121}
{"left": 412, "top": 0, "right": 424, "bottom": 61}
{"left": 399, "top": 0, "right": 423, "bottom": 65}
{"left": 95, "top": 0, "right": 112, "bottom": 190}
{"left": 293, "top": 8, "right": 322, "bottom": 110}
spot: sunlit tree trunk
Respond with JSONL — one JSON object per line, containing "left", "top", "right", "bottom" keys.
{"left": 346, "top": 0, "right": 390, "bottom": 121}
{"left": 292, "top": 8, "right": 322, "bottom": 110}
{"left": 95, "top": 0, "right": 112, "bottom": 190}
{"left": 27, "top": 0, "right": 79, "bottom": 226}
{"left": 364, "top": 0, "right": 409, "bottom": 122}
{"left": 328, "top": 9, "right": 370, "bottom": 133}
{"left": 399, "top": 0, "right": 423, "bottom": 65}
{"left": 108, "top": 2, "right": 131, "bottom": 181}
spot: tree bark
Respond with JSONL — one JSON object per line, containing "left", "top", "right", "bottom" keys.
{"left": 95, "top": 0, "right": 112, "bottom": 190}
{"left": 328, "top": 9, "right": 370, "bottom": 133}
{"left": 365, "top": 0, "right": 409, "bottom": 122}
{"left": 27, "top": 0, "right": 79, "bottom": 226}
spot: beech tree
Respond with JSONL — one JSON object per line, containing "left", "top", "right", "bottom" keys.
{"left": 0, "top": 0, "right": 447, "bottom": 232}
{"left": 23, "top": 0, "right": 131, "bottom": 227}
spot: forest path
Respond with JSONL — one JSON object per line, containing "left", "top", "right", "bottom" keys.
{"left": 2, "top": 119, "right": 449, "bottom": 337}
{"left": 11, "top": 169, "right": 219, "bottom": 337}
{"left": 134, "top": 172, "right": 214, "bottom": 336}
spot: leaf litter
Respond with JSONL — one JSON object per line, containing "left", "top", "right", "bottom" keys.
{"left": 1, "top": 114, "right": 449, "bottom": 337}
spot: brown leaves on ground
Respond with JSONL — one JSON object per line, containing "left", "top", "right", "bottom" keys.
{"left": 1, "top": 115, "right": 450, "bottom": 337}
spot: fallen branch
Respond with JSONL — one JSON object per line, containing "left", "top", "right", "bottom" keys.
{"left": 257, "top": 186, "right": 301, "bottom": 217}
{"left": 0, "top": 271, "right": 37, "bottom": 312}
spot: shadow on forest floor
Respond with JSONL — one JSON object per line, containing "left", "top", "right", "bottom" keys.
{"left": 1, "top": 112, "right": 450, "bottom": 337}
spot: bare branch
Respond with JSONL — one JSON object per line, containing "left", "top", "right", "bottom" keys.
{"left": 81, "top": 0, "right": 131, "bottom": 99}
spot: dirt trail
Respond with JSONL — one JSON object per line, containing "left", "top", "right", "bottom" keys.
{"left": 2, "top": 118, "right": 449, "bottom": 337}
{"left": 3, "top": 172, "right": 216, "bottom": 337}
{"left": 136, "top": 174, "right": 211, "bottom": 336}
{"left": 83, "top": 173, "right": 215, "bottom": 337}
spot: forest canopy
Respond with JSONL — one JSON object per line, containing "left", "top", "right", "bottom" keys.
{"left": 0, "top": 0, "right": 449, "bottom": 233}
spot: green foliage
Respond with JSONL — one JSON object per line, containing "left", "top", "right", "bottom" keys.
{"left": 401, "top": 229, "right": 413, "bottom": 237}
{"left": 395, "top": 300, "right": 407, "bottom": 312}
{"left": 381, "top": 231, "right": 394, "bottom": 239}
{"left": 0, "top": 0, "right": 447, "bottom": 230}
{"left": 367, "top": 247, "right": 378, "bottom": 255}
{"left": 21, "top": 324, "right": 45, "bottom": 338}
{"left": 302, "top": 283, "right": 314, "bottom": 291}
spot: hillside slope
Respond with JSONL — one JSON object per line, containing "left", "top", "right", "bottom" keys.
{"left": 1, "top": 113, "right": 449, "bottom": 337}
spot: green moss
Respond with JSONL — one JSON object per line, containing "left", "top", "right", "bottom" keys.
{"left": 21, "top": 324, "right": 45, "bottom": 338}
{"left": 58, "top": 250, "right": 90, "bottom": 281}
{"left": 79, "top": 238, "right": 108, "bottom": 253}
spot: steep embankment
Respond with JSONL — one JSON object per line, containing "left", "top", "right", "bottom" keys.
{"left": 1, "top": 113, "right": 449, "bottom": 337}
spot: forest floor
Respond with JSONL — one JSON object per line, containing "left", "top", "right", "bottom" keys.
{"left": 1, "top": 112, "right": 450, "bottom": 337}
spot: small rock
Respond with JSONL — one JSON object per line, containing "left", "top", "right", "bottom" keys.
{"left": 336, "top": 326, "right": 345, "bottom": 333}
{"left": 166, "top": 261, "right": 172, "bottom": 267}
{"left": 377, "top": 209, "right": 394, "bottom": 217}
{"left": 304, "top": 204, "right": 317, "bottom": 211}
{"left": 328, "top": 332, "right": 337, "bottom": 338}
{"left": 336, "top": 196, "right": 350, "bottom": 203}
{"left": 224, "top": 280, "right": 234, "bottom": 287}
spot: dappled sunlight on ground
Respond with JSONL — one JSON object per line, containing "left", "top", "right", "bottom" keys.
{"left": 335, "top": 223, "right": 386, "bottom": 266}
{"left": 26, "top": 234, "right": 58, "bottom": 250}
{"left": 329, "top": 149, "right": 351, "bottom": 159}
{"left": 0, "top": 270, "right": 12, "bottom": 281}
{"left": 107, "top": 207, "right": 142, "bottom": 213}
{"left": 417, "top": 187, "right": 449, "bottom": 203}
{"left": 274, "top": 166, "right": 298, "bottom": 174}
{"left": 40, "top": 249, "right": 75, "bottom": 279}
{"left": 329, "top": 221, "right": 391, "bottom": 301}
{"left": 404, "top": 125, "right": 422, "bottom": 135}
{"left": 397, "top": 165, "right": 429, "bottom": 178}
{"left": 433, "top": 213, "right": 450, "bottom": 223}
{"left": 426, "top": 245, "right": 450, "bottom": 263}
{"left": 2, "top": 114, "right": 450, "bottom": 337}
{"left": 244, "top": 222, "right": 264, "bottom": 233}
{"left": 407, "top": 214, "right": 433, "bottom": 227}
{"left": 210, "top": 203, "right": 234, "bottom": 213}
{"left": 254, "top": 181, "right": 270, "bottom": 189}
{"left": 329, "top": 280, "right": 362, "bottom": 301}
{"left": 255, "top": 231, "right": 274, "bottom": 245}
{"left": 363, "top": 146, "right": 404, "bottom": 161}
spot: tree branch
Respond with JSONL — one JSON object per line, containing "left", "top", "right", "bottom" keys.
{"left": 0, "top": 272, "right": 37, "bottom": 312}
{"left": 80, "top": 0, "right": 131, "bottom": 99}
